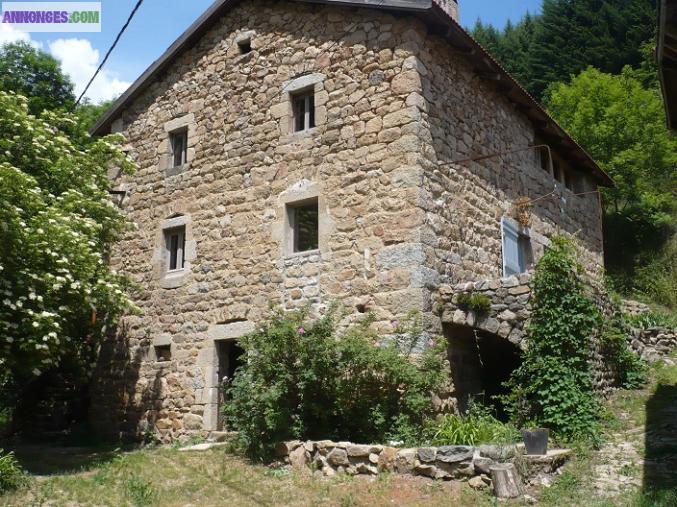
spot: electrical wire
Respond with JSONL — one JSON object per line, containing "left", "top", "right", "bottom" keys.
{"left": 74, "top": 0, "right": 145, "bottom": 107}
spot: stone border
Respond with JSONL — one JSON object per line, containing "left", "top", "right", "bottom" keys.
{"left": 275, "top": 439, "right": 571, "bottom": 488}
{"left": 629, "top": 327, "right": 677, "bottom": 363}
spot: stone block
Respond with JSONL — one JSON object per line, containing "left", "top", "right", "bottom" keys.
{"left": 417, "top": 447, "right": 437, "bottom": 462}
{"left": 327, "top": 448, "right": 350, "bottom": 466}
{"left": 436, "top": 445, "right": 474, "bottom": 463}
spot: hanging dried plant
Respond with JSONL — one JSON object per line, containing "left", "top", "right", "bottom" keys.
{"left": 512, "top": 196, "right": 532, "bottom": 227}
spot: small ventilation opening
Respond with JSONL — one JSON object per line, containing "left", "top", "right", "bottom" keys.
{"left": 237, "top": 39, "right": 251, "bottom": 54}
{"left": 155, "top": 344, "right": 171, "bottom": 362}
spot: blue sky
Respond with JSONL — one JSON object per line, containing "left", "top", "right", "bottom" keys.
{"left": 0, "top": 0, "right": 542, "bottom": 102}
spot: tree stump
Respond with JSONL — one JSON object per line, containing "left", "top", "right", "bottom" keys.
{"left": 490, "top": 463, "right": 525, "bottom": 499}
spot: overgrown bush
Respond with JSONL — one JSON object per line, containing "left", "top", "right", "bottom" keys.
{"left": 504, "top": 236, "right": 602, "bottom": 441}
{"left": 426, "top": 401, "right": 520, "bottom": 446}
{"left": 601, "top": 317, "right": 647, "bottom": 389}
{"left": 223, "top": 308, "right": 448, "bottom": 460}
{"left": 0, "top": 448, "right": 27, "bottom": 493}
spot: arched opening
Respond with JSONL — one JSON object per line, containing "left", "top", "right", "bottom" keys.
{"left": 444, "top": 323, "right": 522, "bottom": 420}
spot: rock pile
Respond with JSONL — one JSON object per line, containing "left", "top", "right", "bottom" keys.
{"left": 629, "top": 327, "right": 677, "bottom": 363}
{"left": 275, "top": 439, "right": 571, "bottom": 489}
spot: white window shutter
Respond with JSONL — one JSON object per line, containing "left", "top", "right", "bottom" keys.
{"left": 502, "top": 219, "right": 521, "bottom": 276}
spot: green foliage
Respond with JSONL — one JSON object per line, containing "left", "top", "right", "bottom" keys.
{"left": 625, "top": 311, "right": 677, "bottom": 330}
{"left": 632, "top": 237, "right": 677, "bottom": 309}
{"left": 472, "top": 0, "right": 657, "bottom": 100}
{"left": 223, "top": 308, "right": 449, "bottom": 460}
{"left": 74, "top": 99, "right": 115, "bottom": 137}
{"left": 0, "top": 91, "right": 135, "bottom": 396}
{"left": 545, "top": 66, "right": 677, "bottom": 306}
{"left": 600, "top": 317, "right": 647, "bottom": 389}
{"left": 0, "top": 448, "right": 28, "bottom": 493}
{"left": 504, "top": 236, "right": 602, "bottom": 441}
{"left": 0, "top": 41, "right": 75, "bottom": 114}
{"left": 124, "top": 476, "right": 158, "bottom": 507}
{"left": 456, "top": 291, "right": 492, "bottom": 313}
{"left": 426, "top": 402, "right": 520, "bottom": 446}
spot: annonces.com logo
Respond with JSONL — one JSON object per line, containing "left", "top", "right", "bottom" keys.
{"left": 1, "top": 2, "right": 101, "bottom": 32}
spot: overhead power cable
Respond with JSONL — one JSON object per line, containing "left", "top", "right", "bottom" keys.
{"left": 74, "top": 0, "right": 145, "bottom": 107}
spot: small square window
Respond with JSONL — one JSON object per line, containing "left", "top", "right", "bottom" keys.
{"left": 563, "top": 169, "right": 574, "bottom": 191}
{"left": 288, "top": 199, "right": 319, "bottom": 253}
{"left": 291, "top": 89, "right": 315, "bottom": 132}
{"left": 237, "top": 38, "right": 251, "bottom": 54}
{"left": 169, "top": 129, "right": 188, "bottom": 168}
{"left": 155, "top": 344, "right": 171, "bottom": 362}
{"left": 165, "top": 226, "right": 186, "bottom": 272}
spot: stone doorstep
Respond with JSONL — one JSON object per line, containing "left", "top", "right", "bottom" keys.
{"left": 178, "top": 442, "right": 230, "bottom": 452}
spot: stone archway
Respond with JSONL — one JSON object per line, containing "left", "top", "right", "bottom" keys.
{"left": 444, "top": 323, "right": 522, "bottom": 420}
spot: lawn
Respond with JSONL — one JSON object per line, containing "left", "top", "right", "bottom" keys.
{"left": 1, "top": 446, "right": 492, "bottom": 507}
{"left": 2, "top": 355, "right": 676, "bottom": 507}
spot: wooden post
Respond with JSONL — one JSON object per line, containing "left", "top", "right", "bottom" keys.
{"left": 490, "top": 463, "right": 525, "bottom": 499}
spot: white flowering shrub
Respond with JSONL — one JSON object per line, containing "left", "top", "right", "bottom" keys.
{"left": 0, "top": 91, "right": 135, "bottom": 394}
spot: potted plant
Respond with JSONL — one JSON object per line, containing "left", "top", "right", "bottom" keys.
{"left": 521, "top": 427, "right": 549, "bottom": 455}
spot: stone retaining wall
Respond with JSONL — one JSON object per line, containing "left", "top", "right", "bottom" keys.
{"left": 276, "top": 439, "right": 570, "bottom": 488}
{"left": 629, "top": 328, "right": 677, "bottom": 362}
{"left": 621, "top": 299, "right": 652, "bottom": 316}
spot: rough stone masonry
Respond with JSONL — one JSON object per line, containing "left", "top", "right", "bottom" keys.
{"left": 90, "top": 0, "right": 611, "bottom": 441}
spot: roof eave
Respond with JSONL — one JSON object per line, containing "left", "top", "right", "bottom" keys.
{"left": 91, "top": 0, "right": 614, "bottom": 188}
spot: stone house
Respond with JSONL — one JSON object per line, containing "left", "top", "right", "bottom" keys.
{"left": 90, "top": 0, "right": 613, "bottom": 440}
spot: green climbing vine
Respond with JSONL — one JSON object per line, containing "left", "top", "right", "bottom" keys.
{"left": 504, "top": 236, "right": 602, "bottom": 441}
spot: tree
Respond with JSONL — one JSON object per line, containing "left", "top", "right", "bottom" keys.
{"left": 0, "top": 91, "right": 134, "bottom": 398}
{"left": 0, "top": 41, "right": 75, "bottom": 114}
{"left": 544, "top": 67, "right": 677, "bottom": 302}
{"left": 472, "top": 0, "right": 657, "bottom": 100}
{"left": 472, "top": 14, "right": 537, "bottom": 92}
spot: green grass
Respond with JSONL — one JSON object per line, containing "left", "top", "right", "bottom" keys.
{"left": 2, "top": 354, "right": 675, "bottom": 506}
{"left": 0, "top": 447, "right": 477, "bottom": 506}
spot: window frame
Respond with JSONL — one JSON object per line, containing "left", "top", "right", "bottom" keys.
{"left": 501, "top": 217, "right": 531, "bottom": 277}
{"left": 291, "top": 88, "right": 316, "bottom": 133}
{"left": 287, "top": 198, "right": 319, "bottom": 254}
{"left": 169, "top": 128, "right": 188, "bottom": 168}
{"left": 165, "top": 226, "right": 186, "bottom": 273}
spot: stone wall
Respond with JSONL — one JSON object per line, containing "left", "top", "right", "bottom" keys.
{"left": 92, "top": 0, "right": 606, "bottom": 440}
{"left": 438, "top": 274, "right": 532, "bottom": 349}
{"left": 276, "top": 439, "right": 570, "bottom": 488}
{"left": 629, "top": 328, "right": 677, "bottom": 362}
{"left": 416, "top": 24, "right": 605, "bottom": 308}
{"left": 436, "top": 274, "right": 646, "bottom": 396}
{"left": 622, "top": 299, "right": 652, "bottom": 317}
{"left": 94, "top": 1, "right": 437, "bottom": 440}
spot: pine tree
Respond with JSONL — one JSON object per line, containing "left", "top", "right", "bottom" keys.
{"left": 471, "top": 0, "right": 657, "bottom": 100}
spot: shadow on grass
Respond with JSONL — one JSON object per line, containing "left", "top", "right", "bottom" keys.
{"left": 643, "top": 382, "right": 677, "bottom": 503}
{"left": 0, "top": 436, "right": 138, "bottom": 476}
